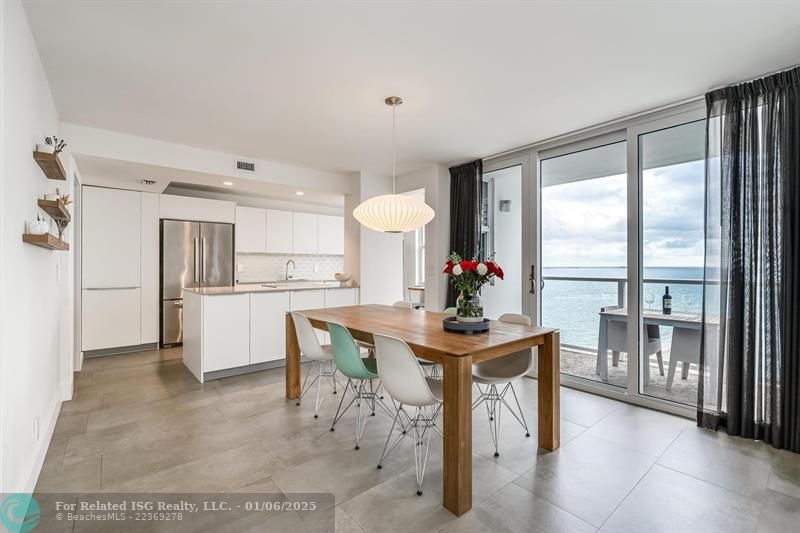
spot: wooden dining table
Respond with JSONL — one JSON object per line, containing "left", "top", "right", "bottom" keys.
{"left": 285, "top": 304, "right": 561, "bottom": 516}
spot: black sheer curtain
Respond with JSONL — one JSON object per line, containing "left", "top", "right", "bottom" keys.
{"left": 446, "top": 160, "right": 483, "bottom": 308}
{"left": 699, "top": 67, "right": 799, "bottom": 452}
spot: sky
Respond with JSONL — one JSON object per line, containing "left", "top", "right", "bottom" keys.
{"left": 541, "top": 160, "right": 705, "bottom": 268}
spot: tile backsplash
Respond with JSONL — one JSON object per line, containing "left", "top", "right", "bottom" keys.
{"left": 236, "top": 253, "right": 345, "bottom": 283}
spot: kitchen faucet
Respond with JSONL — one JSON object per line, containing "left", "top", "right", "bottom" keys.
{"left": 285, "top": 259, "right": 296, "bottom": 280}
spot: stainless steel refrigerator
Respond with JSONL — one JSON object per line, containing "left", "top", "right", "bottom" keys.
{"left": 161, "top": 220, "right": 234, "bottom": 346}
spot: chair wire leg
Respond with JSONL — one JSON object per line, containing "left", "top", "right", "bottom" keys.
{"left": 313, "top": 361, "right": 324, "bottom": 418}
{"left": 377, "top": 404, "right": 406, "bottom": 469}
{"left": 354, "top": 381, "right": 370, "bottom": 450}
{"left": 330, "top": 378, "right": 353, "bottom": 431}
{"left": 297, "top": 360, "right": 314, "bottom": 406}
{"left": 414, "top": 407, "right": 433, "bottom": 496}
{"left": 506, "top": 382, "right": 531, "bottom": 437}
{"left": 486, "top": 385, "right": 501, "bottom": 457}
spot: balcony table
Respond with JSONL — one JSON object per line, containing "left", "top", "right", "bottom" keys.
{"left": 285, "top": 304, "right": 560, "bottom": 516}
{"left": 596, "top": 307, "right": 713, "bottom": 382}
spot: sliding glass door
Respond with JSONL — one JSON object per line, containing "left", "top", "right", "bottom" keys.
{"left": 493, "top": 103, "right": 707, "bottom": 414}
{"left": 539, "top": 140, "right": 629, "bottom": 387}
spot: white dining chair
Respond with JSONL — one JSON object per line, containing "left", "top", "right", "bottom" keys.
{"left": 596, "top": 306, "right": 664, "bottom": 380}
{"left": 666, "top": 327, "right": 700, "bottom": 391}
{"left": 471, "top": 313, "right": 533, "bottom": 457}
{"left": 290, "top": 312, "right": 339, "bottom": 418}
{"left": 373, "top": 333, "right": 443, "bottom": 496}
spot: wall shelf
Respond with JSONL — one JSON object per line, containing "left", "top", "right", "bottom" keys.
{"left": 37, "top": 199, "right": 71, "bottom": 222}
{"left": 33, "top": 151, "right": 66, "bottom": 180}
{"left": 22, "top": 233, "right": 69, "bottom": 251}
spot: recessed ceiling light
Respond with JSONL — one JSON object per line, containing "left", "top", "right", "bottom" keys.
{"left": 223, "top": 181, "right": 233, "bottom": 186}
{"left": 295, "top": 191, "right": 305, "bottom": 196}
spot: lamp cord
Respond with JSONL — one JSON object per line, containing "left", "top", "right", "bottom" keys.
{"left": 392, "top": 103, "right": 396, "bottom": 194}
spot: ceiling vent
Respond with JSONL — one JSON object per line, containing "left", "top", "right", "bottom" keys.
{"left": 236, "top": 159, "right": 256, "bottom": 172}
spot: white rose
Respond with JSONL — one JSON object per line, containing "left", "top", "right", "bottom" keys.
{"left": 476, "top": 262, "right": 488, "bottom": 275}
{"left": 452, "top": 264, "right": 463, "bottom": 276}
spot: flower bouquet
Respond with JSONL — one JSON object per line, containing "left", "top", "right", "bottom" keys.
{"left": 443, "top": 252, "right": 504, "bottom": 322}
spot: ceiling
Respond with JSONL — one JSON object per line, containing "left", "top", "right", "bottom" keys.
{"left": 75, "top": 155, "right": 345, "bottom": 207}
{"left": 24, "top": 1, "right": 800, "bottom": 176}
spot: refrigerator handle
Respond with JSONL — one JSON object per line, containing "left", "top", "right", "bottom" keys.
{"left": 201, "top": 238, "right": 207, "bottom": 283}
{"left": 193, "top": 237, "right": 200, "bottom": 283}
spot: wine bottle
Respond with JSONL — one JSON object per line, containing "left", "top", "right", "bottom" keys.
{"left": 662, "top": 286, "right": 672, "bottom": 315}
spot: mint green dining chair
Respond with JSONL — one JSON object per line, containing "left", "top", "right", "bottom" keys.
{"left": 444, "top": 307, "right": 457, "bottom": 315}
{"left": 327, "top": 321, "right": 393, "bottom": 449}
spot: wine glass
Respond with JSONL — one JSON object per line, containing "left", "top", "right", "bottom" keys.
{"left": 681, "top": 293, "right": 693, "bottom": 314}
{"left": 644, "top": 291, "right": 655, "bottom": 311}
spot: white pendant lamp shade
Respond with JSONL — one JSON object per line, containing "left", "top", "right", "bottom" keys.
{"left": 353, "top": 193, "right": 435, "bottom": 233}
{"left": 354, "top": 96, "right": 436, "bottom": 233}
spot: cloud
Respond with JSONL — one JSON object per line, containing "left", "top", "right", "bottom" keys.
{"left": 542, "top": 160, "right": 705, "bottom": 267}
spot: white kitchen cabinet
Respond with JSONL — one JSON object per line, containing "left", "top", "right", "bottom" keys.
{"left": 140, "top": 193, "right": 160, "bottom": 344}
{"left": 82, "top": 288, "right": 141, "bottom": 351}
{"left": 250, "top": 292, "right": 290, "bottom": 363}
{"left": 82, "top": 186, "right": 141, "bottom": 288}
{"left": 160, "top": 194, "right": 235, "bottom": 223}
{"left": 292, "top": 212, "right": 318, "bottom": 254}
{"left": 266, "top": 209, "right": 293, "bottom": 254}
{"left": 324, "top": 288, "right": 358, "bottom": 308}
{"left": 317, "top": 215, "right": 344, "bottom": 255}
{"left": 203, "top": 294, "right": 250, "bottom": 372}
{"left": 235, "top": 206, "right": 267, "bottom": 253}
{"left": 291, "top": 289, "right": 326, "bottom": 344}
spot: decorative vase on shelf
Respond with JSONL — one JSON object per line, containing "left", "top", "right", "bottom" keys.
{"left": 456, "top": 291, "right": 484, "bottom": 323}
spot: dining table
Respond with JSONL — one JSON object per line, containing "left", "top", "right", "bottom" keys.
{"left": 285, "top": 304, "right": 560, "bottom": 516}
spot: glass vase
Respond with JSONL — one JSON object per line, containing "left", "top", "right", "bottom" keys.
{"left": 456, "top": 291, "right": 484, "bottom": 323}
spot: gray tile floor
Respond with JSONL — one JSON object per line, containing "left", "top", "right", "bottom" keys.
{"left": 38, "top": 348, "right": 800, "bottom": 532}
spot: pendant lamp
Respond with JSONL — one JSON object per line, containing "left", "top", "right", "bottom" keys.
{"left": 353, "top": 97, "right": 435, "bottom": 233}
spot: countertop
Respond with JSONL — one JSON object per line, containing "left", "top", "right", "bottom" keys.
{"left": 185, "top": 281, "right": 356, "bottom": 295}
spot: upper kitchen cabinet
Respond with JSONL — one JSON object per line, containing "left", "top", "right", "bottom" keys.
{"left": 160, "top": 194, "right": 235, "bottom": 223}
{"left": 266, "top": 209, "right": 293, "bottom": 254}
{"left": 292, "top": 212, "right": 318, "bottom": 254}
{"left": 82, "top": 186, "right": 141, "bottom": 288}
{"left": 317, "top": 215, "right": 344, "bottom": 255}
{"left": 235, "top": 206, "right": 267, "bottom": 253}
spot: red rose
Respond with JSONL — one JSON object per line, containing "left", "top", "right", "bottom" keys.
{"left": 496, "top": 267, "right": 505, "bottom": 280}
{"left": 486, "top": 261, "right": 497, "bottom": 274}
{"left": 443, "top": 260, "right": 454, "bottom": 274}
{"left": 460, "top": 260, "right": 472, "bottom": 272}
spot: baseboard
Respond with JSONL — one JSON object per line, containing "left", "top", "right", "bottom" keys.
{"left": 83, "top": 342, "right": 158, "bottom": 358}
{"left": 22, "top": 395, "right": 61, "bottom": 494}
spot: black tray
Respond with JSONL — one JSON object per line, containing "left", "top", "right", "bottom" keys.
{"left": 442, "top": 316, "right": 491, "bottom": 334}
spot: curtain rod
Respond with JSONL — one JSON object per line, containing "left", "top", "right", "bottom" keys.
{"left": 471, "top": 63, "right": 800, "bottom": 166}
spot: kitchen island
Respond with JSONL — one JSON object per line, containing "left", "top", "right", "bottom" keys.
{"left": 183, "top": 281, "right": 358, "bottom": 382}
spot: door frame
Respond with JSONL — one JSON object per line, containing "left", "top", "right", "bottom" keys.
{"left": 484, "top": 99, "right": 705, "bottom": 418}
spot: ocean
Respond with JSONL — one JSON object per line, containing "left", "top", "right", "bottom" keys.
{"left": 541, "top": 266, "right": 709, "bottom": 350}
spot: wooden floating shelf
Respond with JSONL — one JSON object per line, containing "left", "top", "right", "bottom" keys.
{"left": 22, "top": 233, "right": 69, "bottom": 251}
{"left": 33, "top": 151, "right": 66, "bottom": 180}
{"left": 37, "top": 199, "right": 71, "bottom": 222}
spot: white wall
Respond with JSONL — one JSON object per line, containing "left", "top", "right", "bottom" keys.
{"left": 482, "top": 167, "right": 522, "bottom": 318}
{"left": 0, "top": 0, "right": 74, "bottom": 493}
{"left": 344, "top": 172, "right": 404, "bottom": 305}
{"left": 396, "top": 165, "right": 450, "bottom": 311}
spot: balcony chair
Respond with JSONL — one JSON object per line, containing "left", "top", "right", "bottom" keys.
{"left": 666, "top": 327, "right": 700, "bottom": 391}
{"left": 595, "top": 305, "right": 664, "bottom": 382}
{"left": 471, "top": 313, "right": 533, "bottom": 457}
{"left": 373, "top": 332, "right": 443, "bottom": 496}
{"left": 290, "top": 312, "right": 339, "bottom": 418}
{"left": 327, "top": 321, "right": 394, "bottom": 449}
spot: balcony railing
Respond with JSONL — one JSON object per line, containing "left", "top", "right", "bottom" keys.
{"left": 541, "top": 275, "right": 711, "bottom": 353}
